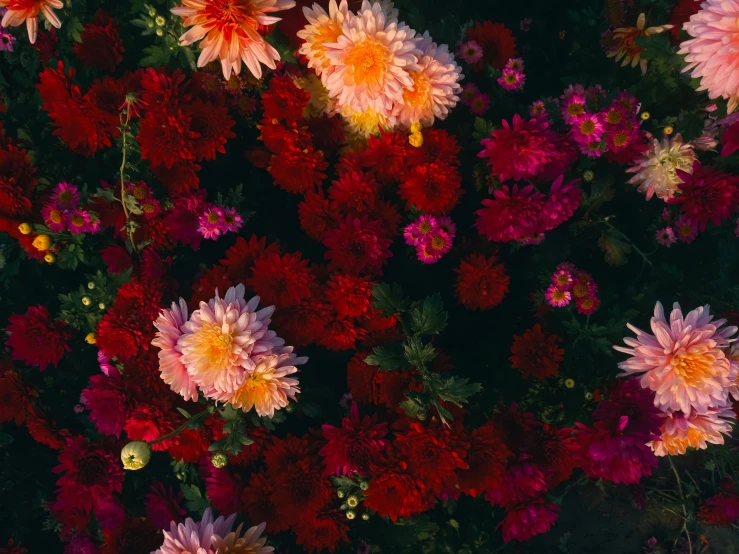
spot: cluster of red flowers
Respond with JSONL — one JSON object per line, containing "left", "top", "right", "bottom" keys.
{"left": 509, "top": 324, "right": 564, "bottom": 379}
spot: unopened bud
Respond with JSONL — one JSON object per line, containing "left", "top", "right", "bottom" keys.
{"left": 121, "top": 441, "right": 151, "bottom": 470}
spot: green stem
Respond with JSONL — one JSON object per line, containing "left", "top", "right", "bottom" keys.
{"left": 119, "top": 101, "right": 137, "bottom": 254}
{"left": 603, "top": 220, "right": 653, "bottom": 266}
{"left": 148, "top": 406, "right": 214, "bottom": 446}
{"left": 668, "top": 456, "right": 693, "bottom": 554}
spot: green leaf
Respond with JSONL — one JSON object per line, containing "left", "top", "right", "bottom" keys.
{"left": 472, "top": 117, "right": 494, "bottom": 141}
{"left": 436, "top": 376, "right": 482, "bottom": 407}
{"left": 399, "top": 397, "right": 426, "bottom": 420}
{"left": 409, "top": 293, "right": 447, "bottom": 335}
{"left": 93, "top": 188, "right": 117, "bottom": 203}
{"left": 181, "top": 484, "right": 209, "bottom": 514}
{"left": 364, "top": 342, "right": 406, "bottom": 371}
{"left": 371, "top": 282, "right": 409, "bottom": 316}
{"left": 403, "top": 336, "right": 436, "bottom": 368}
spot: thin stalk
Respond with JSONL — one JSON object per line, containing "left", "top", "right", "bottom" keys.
{"left": 148, "top": 406, "right": 214, "bottom": 446}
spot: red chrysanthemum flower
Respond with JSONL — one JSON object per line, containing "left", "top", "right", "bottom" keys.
{"left": 101, "top": 517, "right": 161, "bottom": 554}
{"left": 323, "top": 216, "right": 393, "bottom": 276}
{"left": 510, "top": 324, "right": 564, "bottom": 379}
{"left": 325, "top": 273, "right": 373, "bottom": 318}
{"left": 538, "top": 176, "right": 583, "bottom": 233}
{"left": 299, "top": 189, "right": 340, "bottom": 241}
{"left": 248, "top": 251, "right": 317, "bottom": 308}
{"left": 457, "top": 422, "right": 512, "bottom": 497}
{"left": 364, "top": 451, "right": 429, "bottom": 521}
{"left": 328, "top": 171, "right": 378, "bottom": 214}
{"left": 455, "top": 254, "right": 510, "bottom": 311}
{"left": 47, "top": 94, "right": 119, "bottom": 157}
{"left": 271, "top": 455, "right": 333, "bottom": 526}
{"left": 258, "top": 118, "right": 311, "bottom": 153}
{"left": 269, "top": 145, "right": 328, "bottom": 194}
{"left": 140, "top": 67, "right": 192, "bottom": 108}
{"left": 368, "top": 199, "right": 402, "bottom": 239}
{"left": 319, "top": 315, "right": 367, "bottom": 351}
{"left": 186, "top": 99, "right": 236, "bottom": 161}
{"left": 241, "top": 470, "right": 285, "bottom": 531}
{"left": 320, "top": 403, "right": 388, "bottom": 476}
{"left": 137, "top": 109, "right": 198, "bottom": 168}
{"left": 697, "top": 494, "right": 739, "bottom": 526}
{"left": 475, "top": 184, "right": 546, "bottom": 242}
{"left": 261, "top": 74, "right": 310, "bottom": 125}
{"left": 223, "top": 234, "right": 281, "bottom": 277}
{"left": 362, "top": 131, "right": 413, "bottom": 184}
{"left": 418, "top": 129, "right": 461, "bottom": 167}
{"left": 0, "top": 370, "right": 29, "bottom": 425}
{"left": 0, "top": 144, "right": 37, "bottom": 198}
{"left": 671, "top": 162, "right": 739, "bottom": 231}
{"left": 32, "top": 27, "right": 59, "bottom": 63}
{"left": 536, "top": 424, "right": 577, "bottom": 487}
{"left": 307, "top": 114, "right": 346, "bottom": 154}
{"left": 465, "top": 21, "right": 518, "bottom": 70}
{"left": 145, "top": 482, "right": 186, "bottom": 530}
{"left": 272, "top": 300, "right": 329, "bottom": 346}
{"left": 6, "top": 305, "right": 71, "bottom": 371}
{"left": 0, "top": 539, "right": 27, "bottom": 554}
{"left": 72, "top": 10, "right": 124, "bottom": 72}
{"left": 293, "top": 508, "right": 350, "bottom": 554}
{"left": 202, "top": 463, "right": 245, "bottom": 515}
{"left": 164, "top": 191, "right": 208, "bottom": 249}
{"left": 498, "top": 500, "right": 559, "bottom": 543}
{"left": 167, "top": 427, "right": 209, "bottom": 463}
{"left": 399, "top": 162, "right": 463, "bottom": 214}
{"left": 80, "top": 371, "right": 130, "bottom": 438}
{"left": 669, "top": 0, "right": 702, "bottom": 44}
{"left": 0, "top": 176, "right": 31, "bottom": 218}
{"left": 150, "top": 158, "right": 201, "bottom": 194}
{"left": 25, "top": 406, "right": 69, "bottom": 450}
{"left": 123, "top": 403, "right": 176, "bottom": 451}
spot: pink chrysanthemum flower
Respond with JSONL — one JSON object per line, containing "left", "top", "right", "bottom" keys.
{"left": 52, "top": 182, "right": 80, "bottom": 210}
{"left": 551, "top": 270, "right": 573, "bottom": 289}
{"left": 656, "top": 226, "right": 676, "bottom": 247}
{"left": 66, "top": 209, "right": 93, "bottom": 234}
{"left": 416, "top": 242, "right": 439, "bottom": 264}
{"left": 556, "top": 261, "right": 577, "bottom": 273}
{"left": 298, "top": 0, "right": 351, "bottom": 77}
{"left": 538, "top": 175, "right": 582, "bottom": 232}
{"left": 615, "top": 301, "right": 738, "bottom": 415}
{"left": 436, "top": 215, "right": 456, "bottom": 236}
{"left": 427, "top": 228, "right": 453, "bottom": 256}
{"left": 404, "top": 214, "right": 437, "bottom": 246}
{"left": 320, "top": 402, "right": 388, "bottom": 476}
{"left": 323, "top": 1, "right": 422, "bottom": 113}
{"left": 530, "top": 100, "right": 547, "bottom": 119}
{"left": 198, "top": 206, "right": 224, "bottom": 239}
{"left": 674, "top": 214, "right": 699, "bottom": 243}
{"left": 152, "top": 298, "right": 199, "bottom": 402}
{"left": 475, "top": 184, "right": 545, "bottom": 242}
{"left": 679, "top": 0, "right": 739, "bottom": 114}
{"left": 0, "top": 0, "right": 62, "bottom": 44}
{"left": 213, "top": 349, "right": 305, "bottom": 417}
{"left": 575, "top": 295, "right": 600, "bottom": 315}
{"left": 519, "top": 232, "right": 545, "bottom": 245}
{"left": 177, "top": 284, "right": 284, "bottom": 395}
{"left": 546, "top": 284, "right": 571, "bottom": 307}
{"left": 154, "top": 508, "right": 273, "bottom": 554}
{"left": 561, "top": 92, "right": 587, "bottom": 123}
{"left": 498, "top": 500, "right": 559, "bottom": 543}
{"left": 460, "top": 82, "right": 479, "bottom": 106}
{"left": 506, "top": 57, "right": 524, "bottom": 71}
{"left": 572, "top": 112, "right": 604, "bottom": 144}
{"left": 457, "top": 39, "right": 483, "bottom": 64}
{"left": 649, "top": 407, "right": 736, "bottom": 456}
{"left": 220, "top": 206, "right": 244, "bottom": 234}
{"left": 497, "top": 68, "right": 525, "bottom": 91}
{"left": 171, "top": 0, "right": 295, "bottom": 80}
{"left": 42, "top": 201, "right": 67, "bottom": 232}
{"left": 469, "top": 93, "right": 490, "bottom": 116}
{"left": 97, "top": 351, "right": 115, "bottom": 376}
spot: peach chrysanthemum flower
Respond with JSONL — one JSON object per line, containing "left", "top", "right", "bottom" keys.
{"left": 177, "top": 284, "right": 284, "bottom": 395}
{"left": 648, "top": 407, "right": 735, "bottom": 456}
{"left": 152, "top": 299, "right": 199, "bottom": 402}
{"left": 392, "top": 31, "right": 463, "bottom": 128}
{"left": 297, "top": 0, "right": 350, "bottom": 77}
{"left": 615, "top": 301, "right": 738, "bottom": 415}
{"left": 323, "top": 0, "right": 422, "bottom": 114}
{"left": 680, "top": 0, "right": 739, "bottom": 113}
{"left": 0, "top": 0, "right": 63, "bottom": 44}
{"left": 214, "top": 349, "right": 305, "bottom": 417}
{"left": 171, "top": 0, "right": 296, "bottom": 80}
{"left": 607, "top": 13, "right": 672, "bottom": 75}
{"left": 626, "top": 134, "right": 696, "bottom": 201}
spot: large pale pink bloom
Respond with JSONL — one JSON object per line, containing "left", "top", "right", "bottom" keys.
{"left": 0, "top": 0, "right": 62, "bottom": 44}
{"left": 210, "top": 348, "right": 306, "bottom": 417}
{"left": 177, "top": 284, "right": 284, "bottom": 395}
{"left": 649, "top": 407, "right": 736, "bottom": 456}
{"left": 297, "top": 0, "right": 350, "bottom": 77}
{"left": 171, "top": 0, "right": 296, "bottom": 80}
{"left": 154, "top": 507, "right": 273, "bottom": 554}
{"left": 615, "top": 301, "right": 738, "bottom": 414}
{"left": 152, "top": 299, "right": 199, "bottom": 402}
{"left": 679, "top": 0, "right": 739, "bottom": 113}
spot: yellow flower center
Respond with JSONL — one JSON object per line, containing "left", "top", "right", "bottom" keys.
{"left": 613, "top": 131, "right": 629, "bottom": 147}
{"left": 197, "top": 323, "right": 236, "bottom": 370}
{"left": 607, "top": 109, "right": 623, "bottom": 125}
{"left": 572, "top": 282, "right": 589, "bottom": 298}
{"left": 418, "top": 221, "right": 433, "bottom": 234}
{"left": 50, "top": 210, "right": 63, "bottom": 224}
{"left": 143, "top": 203, "right": 155, "bottom": 214}
{"left": 132, "top": 186, "right": 148, "bottom": 200}
{"left": 533, "top": 105, "right": 544, "bottom": 115}
{"left": 678, "top": 225, "right": 692, "bottom": 237}
{"left": 661, "top": 426, "right": 708, "bottom": 456}
{"left": 555, "top": 274, "right": 570, "bottom": 286}
{"left": 551, "top": 289, "right": 567, "bottom": 302}
{"left": 619, "top": 98, "right": 633, "bottom": 111}
{"left": 230, "top": 371, "right": 270, "bottom": 410}
{"left": 430, "top": 235, "right": 446, "bottom": 250}
{"left": 207, "top": 212, "right": 221, "bottom": 224}
{"left": 567, "top": 103, "right": 584, "bottom": 117}
{"left": 671, "top": 351, "right": 715, "bottom": 386}
{"left": 466, "top": 47, "right": 477, "bottom": 57}
{"left": 58, "top": 190, "right": 73, "bottom": 203}
{"left": 580, "top": 119, "right": 596, "bottom": 135}
{"left": 346, "top": 38, "right": 389, "bottom": 87}
{"left": 71, "top": 215, "right": 85, "bottom": 227}
{"left": 402, "top": 71, "right": 432, "bottom": 109}
{"left": 580, "top": 298, "right": 594, "bottom": 310}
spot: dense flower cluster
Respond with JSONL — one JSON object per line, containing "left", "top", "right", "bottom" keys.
{"left": 545, "top": 262, "right": 600, "bottom": 314}
{"left": 403, "top": 214, "right": 456, "bottom": 263}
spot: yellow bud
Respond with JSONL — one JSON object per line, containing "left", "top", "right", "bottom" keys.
{"left": 81, "top": 296, "right": 91, "bottom": 306}
{"left": 18, "top": 223, "right": 32, "bottom": 235}
{"left": 337, "top": 490, "right": 345, "bottom": 499}
{"left": 44, "top": 253, "right": 55, "bottom": 264}
{"left": 87, "top": 282, "right": 96, "bottom": 290}
{"left": 583, "top": 170, "right": 594, "bottom": 182}
{"left": 359, "top": 481, "right": 369, "bottom": 491}
{"left": 32, "top": 234, "right": 51, "bottom": 251}
{"left": 121, "top": 441, "right": 152, "bottom": 470}
{"left": 585, "top": 392, "right": 593, "bottom": 400}
{"left": 663, "top": 125, "right": 674, "bottom": 135}
{"left": 347, "top": 495, "right": 359, "bottom": 507}
{"left": 98, "top": 303, "right": 106, "bottom": 310}
{"left": 85, "top": 333, "right": 97, "bottom": 345}
{"left": 211, "top": 451, "right": 229, "bottom": 468}
{"left": 640, "top": 111, "right": 650, "bottom": 121}
{"left": 155, "top": 15, "right": 166, "bottom": 26}
{"left": 565, "top": 378, "right": 575, "bottom": 389}
{"left": 346, "top": 510, "right": 356, "bottom": 520}
{"left": 409, "top": 132, "right": 423, "bottom": 148}
{"left": 155, "top": 27, "right": 164, "bottom": 37}
{"left": 361, "top": 512, "right": 370, "bottom": 521}
{"left": 410, "top": 122, "right": 423, "bottom": 134}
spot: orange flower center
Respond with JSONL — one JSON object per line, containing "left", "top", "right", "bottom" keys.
{"left": 567, "top": 103, "right": 584, "bottom": 117}
{"left": 71, "top": 215, "right": 85, "bottom": 227}
{"left": 613, "top": 131, "right": 628, "bottom": 147}
{"left": 403, "top": 71, "right": 432, "bottom": 109}
{"left": 533, "top": 105, "right": 544, "bottom": 115}
{"left": 555, "top": 274, "right": 570, "bottom": 286}
{"left": 679, "top": 225, "right": 692, "bottom": 237}
{"left": 619, "top": 98, "right": 633, "bottom": 111}
{"left": 58, "top": 190, "right": 73, "bottom": 204}
{"left": 207, "top": 212, "right": 221, "bottom": 224}
{"left": 572, "top": 282, "right": 589, "bottom": 298}
{"left": 49, "top": 210, "right": 63, "bottom": 224}
{"left": 230, "top": 370, "right": 269, "bottom": 408}
{"left": 661, "top": 426, "right": 708, "bottom": 456}
{"left": 551, "top": 289, "right": 567, "bottom": 302}
{"left": 606, "top": 109, "right": 623, "bottom": 125}
{"left": 142, "top": 203, "right": 155, "bottom": 214}
{"left": 418, "top": 221, "right": 433, "bottom": 234}
{"left": 580, "top": 119, "right": 596, "bottom": 135}
{"left": 671, "top": 352, "right": 715, "bottom": 386}
{"left": 505, "top": 73, "right": 517, "bottom": 85}
{"left": 198, "top": 323, "right": 235, "bottom": 370}
{"left": 580, "top": 297, "right": 594, "bottom": 310}
{"left": 132, "top": 186, "right": 148, "bottom": 200}
{"left": 346, "top": 38, "right": 389, "bottom": 87}
{"left": 431, "top": 236, "right": 447, "bottom": 250}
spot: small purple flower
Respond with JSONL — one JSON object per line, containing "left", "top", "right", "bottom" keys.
{"left": 53, "top": 182, "right": 81, "bottom": 210}
{"left": 220, "top": 206, "right": 243, "bottom": 234}
{"left": 74, "top": 404, "right": 85, "bottom": 414}
{"left": 0, "top": 28, "right": 15, "bottom": 52}
{"left": 42, "top": 201, "right": 67, "bottom": 232}
{"left": 545, "top": 284, "right": 571, "bottom": 307}
{"left": 416, "top": 242, "right": 442, "bottom": 264}
{"left": 469, "top": 93, "right": 491, "bottom": 116}
{"left": 456, "top": 39, "right": 483, "bottom": 64}
{"left": 427, "top": 229, "right": 453, "bottom": 256}
{"left": 674, "top": 215, "right": 698, "bottom": 243}
{"left": 505, "top": 57, "right": 525, "bottom": 72}
{"left": 338, "top": 393, "right": 353, "bottom": 410}
{"left": 460, "top": 82, "right": 480, "bottom": 106}
{"left": 530, "top": 100, "right": 547, "bottom": 119}
{"left": 66, "top": 209, "right": 94, "bottom": 234}
{"left": 198, "top": 206, "right": 224, "bottom": 239}
{"left": 520, "top": 17, "right": 532, "bottom": 32}
{"left": 498, "top": 68, "right": 525, "bottom": 91}
{"left": 655, "top": 226, "right": 676, "bottom": 247}
{"left": 551, "top": 269, "right": 573, "bottom": 289}
{"left": 436, "top": 215, "right": 456, "bottom": 238}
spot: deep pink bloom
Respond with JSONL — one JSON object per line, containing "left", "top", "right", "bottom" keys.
{"left": 478, "top": 115, "right": 561, "bottom": 182}
{"left": 469, "top": 93, "right": 491, "bottom": 116}
{"left": 538, "top": 176, "right": 582, "bottom": 232}
{"left": 487, "top": 462, "right": 548, "bottom": 507}
{"left": 164, "top": 191, "right": 208, "bottom": 250}
{"left": 721, "top": 122, "right": 739, "bottom": 157}
{"left": 52, "top": 182, "right": 81, "bottom": 210}
{"left": 498, "top": 68, "right": 525, "bottom": 91}
{"left": 671, "top": 162, "right": 739, "bottom": 231}
{"left": 6, "top": 305, "right": 71, "bottom": 371}
{"left": 574, "top": 378, "right": 662, "bottom": 484}
{"left": 545, "top": 284, "right": 571, "bottom": 307}
{"left": 499, "top": 500, "right": 559, "bottom": 543}
{"left": 80, "top": 371, "right": 129, "bottom": 437}
{"left": 42, "top": 200, "right": 67, "bottom": 232}
{"left": 656, "top": 227, "right": 677, "bottom": 247}
{"left": 475, "top": 184, "right": 545, "bottom": 242}
{"left": 145, "top": 482, "right": 187, "bottom": 530}
{"left": 320, "top": 403, "right": 388, "bottom": 476}
{"left": 457, "top": 40, "right": 483, "bottom": 64}
{"left": 97, "top": 351, "right": 116, "bottom": 376}
{"left": 64, "top": 536, "right": 100, "bottom": 554}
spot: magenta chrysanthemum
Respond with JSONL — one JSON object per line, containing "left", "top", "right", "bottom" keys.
{"left": 475, "top": 184, "right": 545, "bottom": 242}
{"left": 320, "top": 403, "right": 388, "bottom": 476}
{"left": 538, "top": 175, "right": 582, "bottom": 232}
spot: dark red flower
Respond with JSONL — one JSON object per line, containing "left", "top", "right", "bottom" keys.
{"left": 138, "top": 109, "right": 198, "bottom": 168}
{"left": 510, "top": 324, "right": 564, "bottom": 379}
{"left": 32, "top": 27, "right": 59, "bottom": 63}
{"left": 186, "top": 99, "right": 236, "bottom": 161}
{"left": 329, "top": 171, "right": 378, "bottom": 213}
{"left": 123, "top": 403, "right": 176, "bottom": 451}
{"left": 271, "top": 300, "right": 329, "bottom": 346}
{"left": 167, "top": 427, "right": 209, "bottom": 463}
{"left": 418, "top": 129, "right": 461, "bottom": 166}
{"left": 698, "top": 494, "right": 739, "bottom": 526}
{"left": 320, "top": 315, "right": 367, "bottom": 350}
{"left": 0, "top": 539, "right": 27, "bottom": 554}
{"left": 499, "top": 499, "right": 559, "bottom": 543}
{"left": 150, "top": 159, "right": 201, "bottom": 194}
{"left": 0, "top": 176, "right": 32, "bottom": 218}
{"left": 325, "top": 273, "right": 373, "bottom": 318}
{"left": 0, "top": 370, "right": 28, "bottom": 425}
{"left": 475, "top": 184, "right": 546, "bottom": 242}
{"left": 270, "top": 455, "right": 333, "bottom": 526}
{"left": 241, "top": 470, "right": 285, "bottom": 531}
{"left": 299, "top": 189, "right": 340, "bottom": 241}
{"left": 465, "top": 21, "right": 518, "bottom": 70}
{"left": 101, "top": 517, "right": 160, "bottom": 554}
{"left": 202, "top": 463, "right": 245, "bottom": 515}
{"left": 364, "top": 451, "right": 429, "bottom": 521}
{"left": 248, "top": 252, "right": 317, "bottom": 308}
{"left": 671, "top": 162, "right": 739, "bottom": 230}
{"left": 80, "top": 371, "right": 130, "bottom": 438}
{"left": 6, "top": 305, "right": 71, "bottom": 371}
{"left": 258, "top": 118, "right": 311, "bottom": 153}
{"left": 145, "top": 483, "right": 186, "bottom": 530}
{"left": 455, "top": 254, "right": 510, "bottom": 311}
{"left": 73, "top": 10, "right": 124, "bottom": 72}
{"left": 25, "top": 406, "right": 69, "bottom": 450}
{"left": 293, "top": 508, "right": 350, "bottom": 554}
{"left": 362, "top": 131, "right": 412, "bottom": 184}
{"left": 261, "top": 74, "right": 310, "bottom": 124}
{"left": 268, "top": 145, "right": 328, "bottom": 194}
{"left": 100, "top": 245, "right": 133, "bottom": 274}
{"left": 307, "top": 114, "right": 346, "bottom": 154}
{"left": 722, "top": 122, "right": 739, "bottom": 158}
{"left": 669, "top": 0, "right": 702, "bottom": 44}
{"left": 164, "top": 191, "right": 208, "bottom": 249}
{"left": 0, "top": 144, "right": 37, "bottom": 200}
{"left": 457, "top": 422, "right": 512, "bottom": 497}
{"left": 399, "top": 162, "right": 462, "bottom": 214}
{"left": 320, "top": 403, "right": 388, "bottom": 476}
{"left": 323, "top": 216, "right": 393, "bottom": 276}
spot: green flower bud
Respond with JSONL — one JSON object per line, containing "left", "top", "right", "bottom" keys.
{"left": 347, "top": 495, "right": 359, "bottom": 507}
{"left": 211, "top": 451, "right": 229, "bottom": 468}
{"left": 121, "top": 441, "right": 151, "bottom": 470}
{"left": 346, "top": 510, "right": 356, "bottom": 520}
{"left": 361, "top": 512, "right": 370, "bottom": 521}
